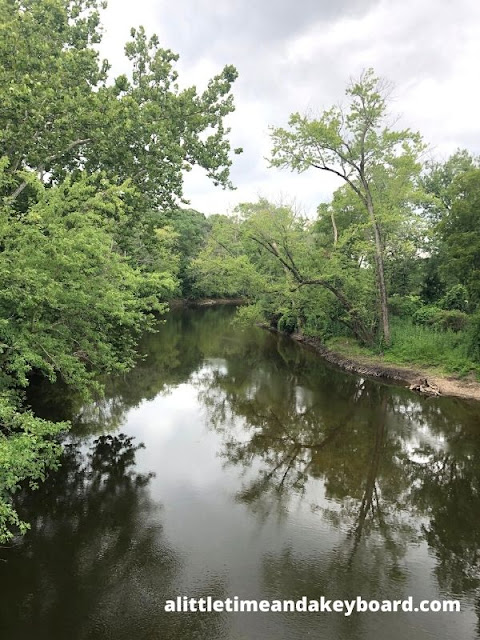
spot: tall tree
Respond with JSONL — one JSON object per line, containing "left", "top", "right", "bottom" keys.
{"left": 270, "top": 69, "right": 424, "bottom": 345}
{"left": 0, "top": 2, "right": 242, "bottom": 212}
{"left": 437, "top": 169, "right": 480, "bottom": 306}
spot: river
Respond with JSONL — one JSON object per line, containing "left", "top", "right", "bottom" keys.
{"left": 1, "top": 305, "right": 479, "bottom": 639}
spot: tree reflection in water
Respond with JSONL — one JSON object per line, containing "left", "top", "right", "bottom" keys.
{"left": 11, "top": 307, "right": 480, "bottom": 637}
{"left": 198, "top": 332, "right": 480, "bottom": 623}
{"left": 0, "top": 434, "right": 227, "bottom": 640}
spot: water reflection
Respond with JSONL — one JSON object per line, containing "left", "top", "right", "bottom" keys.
{"left": 197, "top": 328, "right": 480, "bottom": 632}
{"left": 28, "top": 307, "right": 238, "bottom": 434}
{"left": 0, "top": 433, "right": 227, "bottom": 640}
{"left": 2, "top": 307, "right": 480, "bottom": 639}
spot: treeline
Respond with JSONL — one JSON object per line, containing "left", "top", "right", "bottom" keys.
{"left": 188, "top": 73, "right": 480, "bottom": 376}
{"left": 0, "top": 0, "right": 240, "bottom": 541}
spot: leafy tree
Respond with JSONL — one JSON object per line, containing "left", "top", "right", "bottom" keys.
{"left": 0, "top": 170, "right": 175, "bottom": 540}
{"left": 189, "top": 214, "right": 264, "bottom": 298}
{"left": 421, "top": 149, "right": 478, "bottom": 222}
{"left": 270, "top": 69, "right": 424, "bottom": 344}
{"left": 0, "top": 396, "right": 66, "bottom": 542}
{"left": 85, "top": 26, "right": 242, "bottom": 211}
{"left": 438, "top": 169, "right": 480, "bottom": 306}
{"left": 239, "top": 199, "right": 378, "bottom": 344}
{"left": 164, "top": 208, "right": 210, "bottom": 296}
{"left": 1, "top": 2, "right": 241, "bottom": 211}
{"left": 0, "top": 0, "right": 242, "bottom": 542}
{"left": 0, "top": 0, "right": 107, "bottom": 200}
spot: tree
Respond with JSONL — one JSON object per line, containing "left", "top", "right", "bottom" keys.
{"left": 270, "top": 69, "right": 424, "bottom": 345}
{"left": 189, "top": 214, "right": 264, "bottom": 298}
{"left": 0, "top": 0, "right": 107, "bottom": 201}
{"left": 239, "top": 199, "right": 377, "bottom": 344}
{"left": 1, "top": 2, "right": 242, "bottom": 213}
{"left": 0, "top": 0, "right": 242, "bottom": 541}
{"left": 419, "top": 150, "right": 479, "bottom": 304}
{"left": 421, "top": 149, "right": 478, "bottom": 222}
{"left": 437, "top": 169, "right": 480, "bottom": 306}
{"left": 85, "top": 26, "right": 242, "bottom": 211}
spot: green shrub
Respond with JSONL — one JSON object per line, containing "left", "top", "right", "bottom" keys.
{"left": 389, "top": 294, "right": 423, "bottom": 318}
{"left": 278, "top": 312, "right": 298, "bottom": 334}
{"left": 467, "top": 312, "right": 480, "bottom": 363}
{"left": 412, "top": 305, "right": 443, "bottom": 326}
{"left": 440, "top": 284, "right": 470, "bottom": 312}
{"left": 412, "top": 305, "right": 469, "bottom": 332}
{"left": 433, "top": 309, "right": 469, "bottom": 332}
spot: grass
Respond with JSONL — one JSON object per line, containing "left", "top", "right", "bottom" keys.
{"left": 327, "top": 318, "right": 480, "bottom": 379}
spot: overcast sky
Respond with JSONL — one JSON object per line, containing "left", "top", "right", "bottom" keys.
{"left": 99, "top": 0, "right": 480, "bottom": 216}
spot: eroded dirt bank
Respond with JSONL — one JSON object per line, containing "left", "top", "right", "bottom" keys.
{"left": 263, "top": 326, "right": 480, "bottom": 402}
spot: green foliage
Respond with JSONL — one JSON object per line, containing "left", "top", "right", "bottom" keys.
{"left": 437, "top": 169, "right": 480, "bottom": 306}
{"left": 467, "top": 312, "right": 480, "bottom": 364}
{"left": 0, "top": 2, "right": 241, "bottom": 211}
{"left": 412, "top": 305, "right": 443, "bottom": 326}
{"left": 0, "top": 395, "right": 68, "bottom": 543}
{"left": 189, "top": 214, "right": 264, "bottom": 298}
{"left": 0, "top": 172, "right": 172, "bottom": 393}
{"left": 383, "top": 320, "right": 476, "bottom": 376}
{"left": 269, "top": 69, "right": 426, "bottom": 344}
{"left": 440, "top": 284, "right": 470, "bottom": 312}
{"left": 412, "top": 305, "right": 469, "bottom": 332}
{"left": 164, "top": 208, "right": 210, "bottom": 296}
{"left": 0, "top": 0, "right": 241, "bottom": 542}
{"left": 433, "top": 310, "right": 470, "bottom": 333}
{"left": 278, "top": 312, "right": 298, "bottom": 334}
{"left": 389, "top": 295, "right": 423, "bottom": 318}
{"left": 232, "top": 303, "right": 265, "bottom": 327}
{"left": 421, "top": 149, "right": 478, "bottom": 222}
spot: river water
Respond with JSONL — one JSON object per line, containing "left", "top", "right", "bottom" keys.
{"left": 1, "top": 306, "right": 479, "bottom": 639}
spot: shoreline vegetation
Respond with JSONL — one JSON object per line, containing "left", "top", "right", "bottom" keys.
{"left": 261, "top": 324, "right": 480, "bottom": 402}
{"left": 172, "top": 300, "right": 480, "bottom": 400}
{"left": 170, "top": 300, "right": 480, "bottom": 401}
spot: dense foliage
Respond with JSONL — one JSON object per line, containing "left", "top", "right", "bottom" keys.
{"left": 190, "top": 74, "right": 480, "bottom": 375}
{"left": 0, "top": 0, "right": 240, "bottom": 541}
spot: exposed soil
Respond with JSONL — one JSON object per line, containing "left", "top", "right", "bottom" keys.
{"left": 263, "top": 326, "right": 480, "bottom": 403}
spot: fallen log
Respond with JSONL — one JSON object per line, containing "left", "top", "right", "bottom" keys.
{"left": 409, "top": 378, "right": 441, "bottom": 396}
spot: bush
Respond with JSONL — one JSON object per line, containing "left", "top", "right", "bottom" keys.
{"left": 278, "top": 312, "right": 298, "bottom": 334}
{"left": 440, "top": 284, "right": 470, "bottom": 312}
{"left": 433, "top": 310, "right": 469, "bottom": 332}
{"left": 412, "top": 306, "right": 469, "bottom": 332}
{"left": 389, "top": 294, "right": 423, "bottom": 318}
{"left": 467, "top": 312, "right": 480, "bottom": 363}
{"left": 412, "top": 305, "right": 443, "bottom": 326}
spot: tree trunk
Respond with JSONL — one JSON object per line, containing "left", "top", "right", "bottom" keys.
{"left": 366, "top": 194, "right": 390, "bottom": 345}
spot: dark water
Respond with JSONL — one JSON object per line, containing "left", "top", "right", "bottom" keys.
{"left": 1, "top": 306, "right": 480, "bottom": 640}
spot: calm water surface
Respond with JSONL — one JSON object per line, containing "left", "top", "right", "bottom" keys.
{"left": 1, "top": 306, "right": 480, "bottom": 639}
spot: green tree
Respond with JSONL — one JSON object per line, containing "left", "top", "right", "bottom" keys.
{"left": 270, "top": 69, "right": 424, "bottom": 345}
{"left": 238, "top": 199, "right": 377, "bottom": 345}
{"left": 421, "top": 149, "right": 478, "bottom": 222}
{"left": 438, "top": 169, "right": 480, "bottom": 306}
{"left": 0, "top": 0, "right": 242, "bottom": 542}
{"left": 189, "top": 214, "right": 264, "bottom": 298}
{"left": 1, "top": 2, "right": 241, "bottom": 211}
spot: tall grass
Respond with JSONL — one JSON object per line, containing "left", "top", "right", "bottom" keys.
{"left": 384, "top": 318, "right": 477, "bottom": 376}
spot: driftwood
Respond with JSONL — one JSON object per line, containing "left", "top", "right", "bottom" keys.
{"left": 408, "top": 378, "right": 441, "bottom": 396}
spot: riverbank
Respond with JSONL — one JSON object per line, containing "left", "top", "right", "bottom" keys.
{"left": 263, "top": 326, "right": 480, "bottom": 402}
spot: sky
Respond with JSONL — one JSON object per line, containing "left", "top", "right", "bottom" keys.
{"left": 98, "top": 0, "right": 480, "bottom": 216}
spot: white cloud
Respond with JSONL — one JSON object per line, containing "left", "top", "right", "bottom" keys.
{"left": 99, "top": 0, "right": 480, "bottom": 216}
